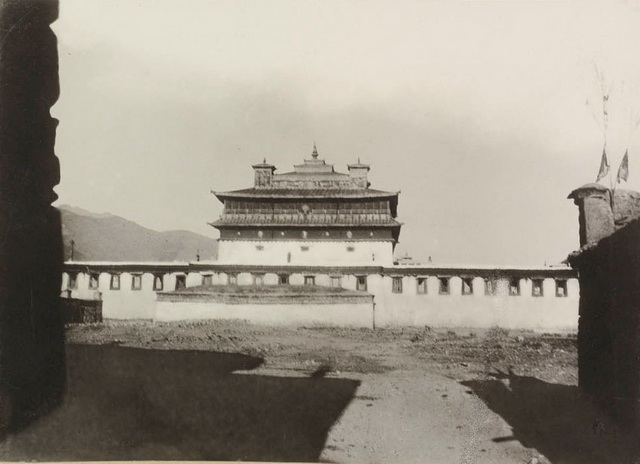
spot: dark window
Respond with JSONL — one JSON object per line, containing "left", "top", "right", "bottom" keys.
{"left": 462, "top": 278, "right": 473, "bottom": 295}
{"left": 153, "top": 274, "right": 163, "bottom": 291}
{"left": 509, "top": 278, "right": 520, "bottom": 296}
{"left": 228, "top": 274, "right": 237, "bottom": 285}
{"left": 175, "top": 274, "right": 187, "bottom": 290}
{"left": 417, "top": 278, "right": 428, "bottom": 294}
{"left": 279, "top": 274, "right": 289, "bottom": 285}
{"left": 556, "top": 280, "right": 568, "bottom": 297}
{"left": 357, "top": 276, "right": 368, "bottom": 291}
{"left": 256, "top": 245, "right": 264, "bottom": 251}
{"left": 347, "top": 246, "right": 355, "bottom": 252}
{"left": 392, "top": 277, "right": 403, "bottom": 294}
{"left": 68, "top": 272, "right": 78, "bottom": 289}
{"left": 439, "top": 277, "right": 450, "bottom": 295}
{"left": 532, "top": 279, "right": 544, "bottom": 297}
{"left": 484, "top": 279, "right": 497, "bottom": 296}
{"left": 89, "top": 273, "right": 100, "bottom": 290}
{"left": 110, "top": 274, "right": 121, "bottom": 290}
{"left": 304, "top": 275, "right": 315, "bottom": 286}
{"left": 301, "top": 246, "right": 309, "bottom": 252}
{"left": 131, "top": 274, "right": 142, "bottom": 291}
{"left": 331, "top": 276, "right": 342, "bottom": 288}
{"left": 202, "top": 274, "right": 213, "bottom": 286}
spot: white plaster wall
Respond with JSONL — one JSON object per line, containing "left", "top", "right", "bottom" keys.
{"left": 155, "top": 301, "right": 374, "bottom": 328}
{"left": 369, "top": 275, "right": 579, "bottom": 331}
{"left": 217, "top": 240, "right": 394, "bottom": 266}
{"left": 62, "top": 270, "right": 579, "bottom": 331}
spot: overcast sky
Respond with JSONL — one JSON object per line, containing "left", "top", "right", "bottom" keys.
{"left": 51, "top": 0, "right": 640, "bottom": 265}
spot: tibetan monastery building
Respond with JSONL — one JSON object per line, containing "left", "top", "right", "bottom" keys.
{"left": 212, "top": 145, "right": 400, "bottom": 266}
{"left": 61, "top": 146, "right": 579, "bottom": 331}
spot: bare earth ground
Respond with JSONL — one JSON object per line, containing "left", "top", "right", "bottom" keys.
{"left": 1, "top": 321, "right": 637, "bottom": 463}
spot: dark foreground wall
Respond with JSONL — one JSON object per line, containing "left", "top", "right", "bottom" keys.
{"left": 569, "top": 211, "right": 640, "bottom": 427}
{"left": 0, "top": 0, "right": 66, "bottom": 431}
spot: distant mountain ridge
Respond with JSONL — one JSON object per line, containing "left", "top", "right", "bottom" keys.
{"left": 58, "top": 205, "right": 218, "bottom": 262}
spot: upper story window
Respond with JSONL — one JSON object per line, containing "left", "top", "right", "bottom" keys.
{"left": 255, "top": 245, "right": 264, "bottom": 251}
{"left": 438, "top": 277, "right": 450, "bottom": 295}
{"left": 392, "top": 277, "right": 403, "bottom": 294}
{"left": 347, "top": 246, "right": 355, "bottom": 252}
{"left": 301, "top": 246, "right": 309, "bottom": 252}
{"left": 131, "top": 274, "right": 142, "bottom": 291}
{"left": 153, "top": 274, "right": 164, "bottom": 291}
{"left": 175, "top": 274, "right": 187, "bottom": 290}
{"left": 89, "top": 273, "right": 100, "bottom": 290}
{"left": 254, "top": 274, "right": 264, "bottom": 286}
{"left": 331, "top": 276, "right": 342, "bottom": 288}
{"left": 484, "top": 279, "right": 497, "bottom": 296}
{"left": 462, "top": 278, "right": 473, "bottom": 295}
{"left": 532, "top": 279, "right": 544, "bottom": 297}
{"left": 279, "top": 274, "right": 289, "bottom": 285}
{"left": 202, "top": 274, "right": 213, "bottom": 286}
{"left": 67, "top": 272, "right": 78, "bottom": 289}
{"left": 110, "top": 274, "right": 121, "bottom": 290}
{"left": 417, "top": 278, "right": 428, "bottom": 294}
{"left": 228, "top": 273, "right": 238, "bottom": 285}
{"left": 509, "top": 278, "right": 520, "bottom": 296}
{"left": 304, "top": 275, "right": 315, "bottom": 286}
{"left": 356, "top": 276, "right": 368, "bottom": 291}
{"left": 556, "top": 279, "right": 568, "bottom": 297}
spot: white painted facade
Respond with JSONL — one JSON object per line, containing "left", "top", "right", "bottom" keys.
{"left": 216, "top": 240, "right": 394, "bottom": 266}
{"left": 62, "top": 262, "right": 579, "bottom": 331}
{"left": 156, "top": 301, "right": 374, "bottom": 327}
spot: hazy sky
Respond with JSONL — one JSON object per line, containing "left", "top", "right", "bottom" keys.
{"left": 52, "top": 0, "right": 640, "bottom": 265}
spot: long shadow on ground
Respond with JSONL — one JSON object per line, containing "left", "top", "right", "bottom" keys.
{"left": 0, "top": 344, "right": 360, "bottom": 462}
{"left": 462, "top": 373, "right": 640, "bottom": 464}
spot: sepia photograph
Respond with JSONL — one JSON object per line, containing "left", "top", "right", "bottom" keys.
{"left": 1, "top": 0, "right": 640, "bottom": 462}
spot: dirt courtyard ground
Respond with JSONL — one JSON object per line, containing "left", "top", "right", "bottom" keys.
{"left": 0, "top": 320, "right": 637, "bottom": 463}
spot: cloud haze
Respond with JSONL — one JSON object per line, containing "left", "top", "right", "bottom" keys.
{"left": 51, "top": 0, "right": 640, "bottom": 264}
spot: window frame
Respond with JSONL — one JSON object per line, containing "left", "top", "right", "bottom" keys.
{"left": 131, "top": 273, "right": 143, "bottom": 291}
{"left": 153, "top": 274, "right": 164, "bottom": 291}
{"left": 110, "top": 273, "right": 121, "bottom": 291}
{"left": 555, "top": 279, "right": 568, "bottom": 298}
{"left": 417, "top": 277, "right": 428, "bottom": 295}
{"left": 304, "top": 275, "right": 315, "bottom": 286}
{"left": 392, "top": 276, "right": 403, "bottom": 294}
{"left": 509, "top": 277, "right": 521, "bottom": 296}
{"left": 89, "top": 272, "right": 100, "bottom": 290}
{"left": 202, "top": 274, "right": 213, "bottom": 286}
{"left": 175, "top": 274, "right": 187, "bottom": 290}
{"left": 331, "top": 275, "right": 342, "bottom": 288}
{"left": 67, "top": 272, "right": 78, "bottom": 290}
{"left": 279, "top": 274, "right": 289, "bottom": 285}
{"left": 438, "top": 277, "right": 450, "bottom": 295}
{"left": 461, "top": 277, "right": 473, "bottom": 296}
{"left": 532, "top": 279, "right": 544, "bottom": 297}
{"left": 356, "top": 275, "right": 368, "bottom": 291}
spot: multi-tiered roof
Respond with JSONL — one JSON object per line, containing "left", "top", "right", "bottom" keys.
{"left": 211, "top": 146, "right": 401, "bottom": 243}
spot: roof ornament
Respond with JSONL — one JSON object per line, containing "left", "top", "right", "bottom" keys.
{"left": 312, "top": 142, "right": 319, "bottom": 159}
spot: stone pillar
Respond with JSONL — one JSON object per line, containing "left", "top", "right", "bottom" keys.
{"left": 0, "top": 0, "right": 66, "bottom": 431}
{"left": 567, "top": 183, "right": 614, "bottom": 247}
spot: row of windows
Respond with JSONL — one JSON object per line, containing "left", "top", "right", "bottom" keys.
{"left": 67, "top": 272, "right": 569, "bottom": 297}
{"left": 68, "top": 273, "right": 187, "bottom": 292}
{"left": 225, "top": 201, "right": 390, "bottom": 212}
{"left": 392, "top": 277, "right": 568, "bottom": 297}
